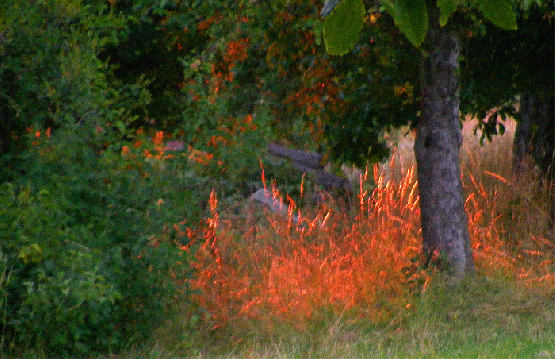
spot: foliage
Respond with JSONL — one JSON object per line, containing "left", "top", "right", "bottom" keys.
{"left": 0, "top": 0, "right": 191, "bottom": 354}
{"left": 322, "top": 0, "right": 365, "bottom": 55}
{"left": 178, "top": 0, "right": 320, "bottom": 146}
{"left": 325, "top": 10, "right": 420, "bottom": 166}
{"left": 474, "top": 0, "right": 519, "bottom": 30}
{"left": 461, "top": 3, "right": 554, "bottom": 143}
{"left": 100, "top": 0, "right": 308, "bottom": 199}
{"left": 175, "top": 0, "right": 423, "bottom": 168}
{"left": 98, "top": 0, "right": 208, "bottom": 130}
{"left": 0, "top": 0, "right": 134, "bottom": 179}
{"left": 390, "top": 0, "right": 516, "bottom": 47}
{"left": 0, "top": 127, "right": 200, "bottom": 356}
{"left": 321, "top": 0, "right": 517, "bottom": 47}
{"left": 391, "top": 0, "right": 428, "bottom": 47}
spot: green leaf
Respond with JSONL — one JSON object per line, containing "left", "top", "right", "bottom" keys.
{"left": 393, "top": 0, "right": 428, "bottom": 47}
{"left": 438, "top": 0, "right": 459, "bottom": 27}
{"left": 380, "top": 0, "right": 395, "bottom": 18}
{"left": 474, "top": 0, "right": 517, "bottom": 30}
{"left": 323, "top": 0, "right": 366, "bottom": 56}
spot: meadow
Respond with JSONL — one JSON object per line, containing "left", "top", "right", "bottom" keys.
{"left": 112, "top": 119, "right": 555, "bottom": 359}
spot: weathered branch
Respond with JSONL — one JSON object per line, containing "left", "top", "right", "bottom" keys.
{"left": 267, "top": 143, "right": 324, "bottom": 170}
{"left": 267, "top": 143, "right": 351, "bottom": 191}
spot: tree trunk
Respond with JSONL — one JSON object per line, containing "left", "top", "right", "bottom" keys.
{"left": 414, "top": 3, "right": 474, "bottom": 278}
{"left": 513, "top": 91, "right": 555, "bottom": 177}
{"left": 513, "top": 90, "right": 555, "bottom": 228}
{"left": 512, "top": 92, "right": 535, "bottom": 174}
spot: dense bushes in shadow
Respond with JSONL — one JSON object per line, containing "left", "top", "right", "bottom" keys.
{"left": 0, "top": 127, "right": 206, "bottom": 356}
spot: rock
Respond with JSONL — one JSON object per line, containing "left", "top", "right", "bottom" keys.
{"left": 250, "top": 188, "right": 298, "bottom": 223}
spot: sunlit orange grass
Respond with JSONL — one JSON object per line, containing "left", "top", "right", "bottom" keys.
{"left": 463, "top": 170, "right": 518, "bottom": 277}
{"left": 463, "top": 163, "right": 555, "bottom": 286}
{"left": 190, "top": 166, "right": 426, "bottom": 333}
{"left": 190, "top": 156, "right": 552, "bottom": 333}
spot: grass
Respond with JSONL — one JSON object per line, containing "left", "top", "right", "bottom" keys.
{"left": 59, "top": 120, "right": 555, "bottom": 358}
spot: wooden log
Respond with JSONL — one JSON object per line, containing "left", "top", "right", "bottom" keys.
{"left": 267, "top": 144, "right": 351, "bottom": 191}
{"left": 267, "top": 143, "right": 324, "bottom": 170}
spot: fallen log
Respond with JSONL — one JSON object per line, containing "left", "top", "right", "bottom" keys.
{"left": 267, "top": 143, "right": 323, "bottom": 170}
{"left": 267, "top": 143, "right": 351, "bottom": 191}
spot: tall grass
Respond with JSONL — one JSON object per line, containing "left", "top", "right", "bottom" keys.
{"left": 145, "top": 119, "right": 555, "bottom": 358}
{"left": 191, "top": 164, "right": 423, "bottom": 332}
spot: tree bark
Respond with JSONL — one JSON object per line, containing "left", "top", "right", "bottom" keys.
{"left": 513, "top": 89, "right": 555, "bottom": 228}
{"left": 513, "top": 91, "right": 555, "bottom": 177}
{"left": 512, "top": 92, "right": 535, "bottom": 173}
{"left": 414, "top": 4, "right": 474, "bottom": 278}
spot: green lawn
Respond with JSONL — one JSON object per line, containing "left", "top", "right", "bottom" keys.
{"left": 115, "top": 276, "right": 555, "bottom": 359}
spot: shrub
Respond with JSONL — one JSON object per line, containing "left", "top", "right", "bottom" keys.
{"left": 0, "top": 128, "right": 201, "bottom": 356}
{"left": 0, "top": 0, "right": 132, "bottom": 181}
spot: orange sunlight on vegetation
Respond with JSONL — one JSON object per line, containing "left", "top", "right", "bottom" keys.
{"left": 186, "top": 119, "right": 555, "bottom": 335}
{"left": 190, "top": 165, "right": 425, "bottom": 332}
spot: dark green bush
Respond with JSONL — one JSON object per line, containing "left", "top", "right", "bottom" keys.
{"left": 0, "top": 128, "right": 202, "bottom": 357}
{"left": 0, "top": 0, "right": 130, "bottom": 177}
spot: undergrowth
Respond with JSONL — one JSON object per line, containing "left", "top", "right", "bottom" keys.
{"left": 149, "top": 119, "right": 555, "bottom": 358}
{"left": 7, "top": 120, "right": 555, "bottom": 358}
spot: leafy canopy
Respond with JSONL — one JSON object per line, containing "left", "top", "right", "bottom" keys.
{"left": 322, "top": 0, "right": 517, "bottom": 50}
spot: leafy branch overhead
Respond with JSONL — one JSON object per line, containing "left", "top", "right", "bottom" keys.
{"left": 322, "top": 0, "right": 517, "bottom": 51}
{"left": 322, "top": 0, "right": 366, "bottom": 55}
